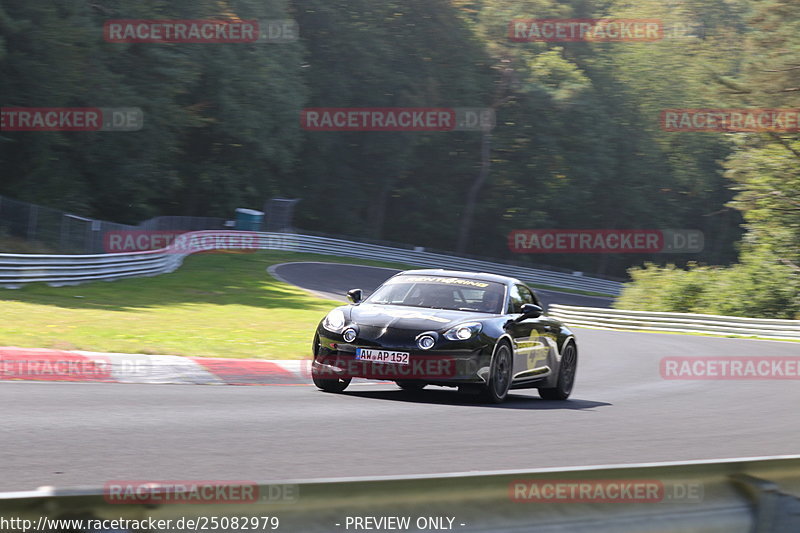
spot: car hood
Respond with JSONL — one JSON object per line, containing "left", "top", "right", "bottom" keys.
{"left": 346, "top": 304, "right": 487, "bottom": 331}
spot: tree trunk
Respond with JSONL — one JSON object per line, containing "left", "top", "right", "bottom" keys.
{"left": 368, "top": 176, "right": 395, "bottom": 240}
{"left": 456, "top": 129, "right": 492, "bottom": 253}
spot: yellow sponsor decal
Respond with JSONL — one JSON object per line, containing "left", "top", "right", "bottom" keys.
{"left": 521, "top": 330, "right": 550, "bottom": 369}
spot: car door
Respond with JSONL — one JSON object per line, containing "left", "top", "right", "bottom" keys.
{"left": 529, "top": 286, "right": 562, "bottom": 352}
{"left": 506, "top": 284, "right": 550, "bottom": 380}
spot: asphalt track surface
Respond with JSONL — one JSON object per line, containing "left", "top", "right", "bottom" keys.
{"left": 2, "top": 263, "right": 799, "bottom": 491}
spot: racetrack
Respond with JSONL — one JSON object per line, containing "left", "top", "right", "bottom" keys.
{"left": 2, "top": 263, "right": 799, "bottom": 491}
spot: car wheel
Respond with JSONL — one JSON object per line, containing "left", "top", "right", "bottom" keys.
{"left": 482, "top": 342, "right": 513, "bottom": 403}
{"left": 312, "top": 372, "right": 352, "bottom": 393}
{"left": 539, "top": 342, "right": 577, "bottom": 400}
{"left": 396, "top": 380, "right": 426, "bottom": 391}
{"left": 311, "top": 334, "right": 351, "bottom": 393}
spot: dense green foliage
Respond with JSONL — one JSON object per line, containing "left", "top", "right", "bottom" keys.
{"left": 617, "top": 0, "right": 800, "bottom": 318}
{"left": 1, "top": 0, "right": 797, "bottom": 316}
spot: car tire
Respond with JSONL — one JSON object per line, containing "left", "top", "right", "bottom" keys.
{"left": 396, "top": 380, "right": 426, "bottom": 391}
{"left": 539, "top": 342, "right": 577, "bottom": 400}
{"left": 312, "top": 372, "right": 352, "bottom": 393}
{"left": 481, "top": 342, "right": 513, "bottom": 403}
{"left": 312, "top": 334, "right": 351, "bottom": 393}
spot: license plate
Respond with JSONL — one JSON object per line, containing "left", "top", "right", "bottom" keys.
{"left": 355, "top": 349, "right": 409, "bottom": 365}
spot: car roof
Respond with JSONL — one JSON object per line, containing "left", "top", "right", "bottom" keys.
{"left": 394, "top": 269, "right": 523, "bottom": 286}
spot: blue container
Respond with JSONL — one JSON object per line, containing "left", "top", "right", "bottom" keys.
{"left": 235, "top": 208, "right": 264, "bottom": 231}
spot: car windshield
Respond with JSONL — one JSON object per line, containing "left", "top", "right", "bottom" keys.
{"left": 365, "top": 276, "right": 506, "bottom": 313}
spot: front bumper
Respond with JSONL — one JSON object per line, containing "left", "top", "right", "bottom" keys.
{"left": 315, "top": 328, "right": 492, "bottom": 383}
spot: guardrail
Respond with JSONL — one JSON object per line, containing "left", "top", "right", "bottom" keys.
{"left": 548, "top": 305, "right": 800, "bottom": 340}
{"left": 0, "top": 231, "right": 622, "bottom": 295}
{"left": 0, "top": 250, "right": 185, "bottom": 288}
{"left": 1, "top": 456, "right": 798, "bottom": 532}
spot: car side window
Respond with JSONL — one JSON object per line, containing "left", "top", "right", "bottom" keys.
{"left": 518, "top": 285, "right": 539, "bottom": 307}
{"left": 531, "top": 289, "right": 542, "bottom": 307}
{"left": 508, "top": 284, "right": 525, "bottom": 314}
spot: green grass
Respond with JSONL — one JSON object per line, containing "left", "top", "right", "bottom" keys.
{"left": 0, "top": 252, "right": 411, "bottom": 359}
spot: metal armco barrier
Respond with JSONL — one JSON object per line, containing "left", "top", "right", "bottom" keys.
{"left": 0, "top": 231, "right": 622, "bottom": 295}
{"left": 1, "top": 456, "right": 798, "bottom": 532}
{"left": 548, "top": 305, "right": 800, "bottom": 340}
{"left": 0, "top": 250, "right": 184, "bottom": 288}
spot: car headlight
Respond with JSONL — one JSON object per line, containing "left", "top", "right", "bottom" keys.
{"left": 342, "top": 327, "right": 357, "bottom": 343}
{"left": 417, "top": 334, "right": 436, "bottom": 350}
{"left": 444, "top": 322, "right": 482, "bottom": 341}
{"left": 322, "top": 309, "right": 346, "bottom": 333}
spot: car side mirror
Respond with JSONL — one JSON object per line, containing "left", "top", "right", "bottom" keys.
{"left": 515, "top": 303, "right": 543, "bottom": 321}
{"left": 347, "top": 288, "right": 363, "bottom": 304}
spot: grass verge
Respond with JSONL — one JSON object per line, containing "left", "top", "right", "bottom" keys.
{"left": 0, "top": 252, "right": 410, "bottom": 359}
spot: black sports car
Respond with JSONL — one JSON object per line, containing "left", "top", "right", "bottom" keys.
{"left": 311, "top": 269, "right": 578, "bottom": 403}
